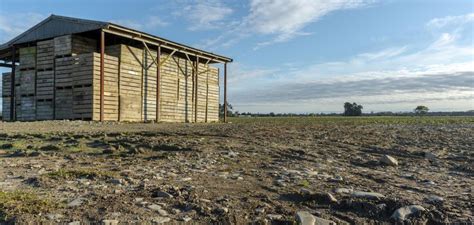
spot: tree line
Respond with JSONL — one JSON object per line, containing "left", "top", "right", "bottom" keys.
{"left": 220, "top": 102, "right": 474, "bottom": 117}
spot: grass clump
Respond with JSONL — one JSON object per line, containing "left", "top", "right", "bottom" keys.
{"left": 299, "top": 180, "right": 310, "bottom": 188}
{"left": 229, "top": 116, "right": 474, "bottom": 126}
{"left": 45, "top": 168, "right": 116, "bottom": 180}
{"left": 0, "top": 191, "right": 59, "bottom": 221}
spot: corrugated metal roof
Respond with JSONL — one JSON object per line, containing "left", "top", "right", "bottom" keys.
{"left": 0, "top": 15, "right": 108, "bottom": 49}
{"left": 0, "top": 14, "right": 232, "bottom": 63}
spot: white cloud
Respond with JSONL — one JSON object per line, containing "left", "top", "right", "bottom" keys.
{"left": 247, "top": 0, "right": 373, "bottom": 46}
{"left": 0, "top": 12, "right": 45, "bottom": 43}
{"left": 111, "top": 16, "right": 168, "bottom": 31}
{"left": 111, "top": 19, "right": 143, "bottom": 30}
{"left": 146, "top": 16, "right": 169, "bottom": 28}
{"left": 429, "top": 33, "right": 457, "bottom": 49}
{"left": 427, "top": 13, "right": 474, "bottom": 29}
{"left": 229, "top": 28, "right": 474, "bottom": 113}
{"left": 201, "top": 0, "right": 374, "bottom": 49}
{"left": 356, "top": 46, "right": 408, "bottom": 61}
{"left": 228, "top": 63, "right": 279, "bottom": 84}
{"left": 181, "top": 0, "right": 233, "bottom": 31}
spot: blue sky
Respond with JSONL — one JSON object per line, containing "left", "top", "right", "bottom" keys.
{"left": 0, "top": 0, "right": 473, "bottom": 113}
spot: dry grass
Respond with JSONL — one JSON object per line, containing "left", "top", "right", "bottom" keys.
{"left": 0, "top": 191, "right": 59, "bottom": 221}
{"left": 45, "top": 168, "right": 117, "bottom": 180}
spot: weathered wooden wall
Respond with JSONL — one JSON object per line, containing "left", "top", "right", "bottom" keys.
{"left": 16, "top": 47, "right": 36, "bottom": 121}
{"left": 106, "top": 45, "right": 144, "bottom": 122}
{"left": 159, "top": 54, "right": 219, "bottom": 122}
{"left": 1, "top": 72, "right": 12, "bottom": 121}
{"left": 2, "top": 38, "right": 220, "bottom": 123}
{"left": 36, "top": 39, "right": 55, "bottom": 120}
{"left": 73, "top": 53, "right": 119, "bottom": 121}
{"left": 142, "top": 49, "right": 157, "bottom": 121}
{"left": 160, "top": 54, "right": 194, "bottom": 122}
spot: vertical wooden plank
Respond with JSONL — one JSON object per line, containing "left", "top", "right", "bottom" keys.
{"left": 10, "top": 46, "right": 16, "bottom": 121}
{"left": 205, "top": 64, "right": 209, "bottom": 122}
{"left": 191, "top": 59, "right": 194, "bottom": 122}
{"left": 141, "top": 47, "right": 145, "bottom": 121}
{"left": 100, "top": 30, "right": 105, "bottom": 121}
{"left": 118, "top": 49, "right": 122, "bottom": 121}
{"left": 34, "top": 45, "right": 38, "bottom": 120}
{"left": 185, "top": 59, "right": 189, "bottom": 122}
{"left": 195, "top": 56, "right": 199, "bottom": 122}
{"left": 52, "top": 55, "right": 56, "bottom": 119}
{"left": 156, "top": 45, "right": 161, "bottom": 122}
{"left": 224, "top": 62, "right": 227, "bottom": 123}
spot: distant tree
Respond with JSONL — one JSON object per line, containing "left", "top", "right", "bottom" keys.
{"left": 343, "top": 102, "right": 363, "bottom": 116}
{"left": 269, "top": 112, "right": 275, "bottom": 117}
{"left": 414, "top": 105, "right": 429, "bottom": 115}
{"left": 219, "top": 103, "right": 234, "bottom": 117}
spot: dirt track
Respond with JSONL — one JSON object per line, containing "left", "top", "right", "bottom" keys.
{"left": 0, "top": 118, "right": 473, "bottom": 224}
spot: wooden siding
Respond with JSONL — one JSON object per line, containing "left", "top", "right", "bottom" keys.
{"left": 2, "top": 39, "right": 220, "bottom": 123}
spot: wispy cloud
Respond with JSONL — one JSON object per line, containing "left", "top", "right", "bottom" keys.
{"left": 427, "top": 13, "right": 474, "bottom": 29}
{"left": 110, "top": 16, "right": 168, "bottom": 31}
{"left": 229, "top": 16, "right": 474, "bottom": 113}
{"left": 0, "top": 12, "right": 45, "bottom": 43}
{"left": 356, "top": 46, "right": 408, "bottom": 61}
{"left": 201, "top": 0, "right": 375, "bottom": 50}
{"left": 249, "top": 0, "right": 375, "bottom": 48}
{"left": 228, "top": 63, "right": 280, "bottom": 84}
{"left": 234, "top": 72, "right": 473, "bottom": 102}
{"left": 178, "top": 0, "right": 234, "bottom": 31}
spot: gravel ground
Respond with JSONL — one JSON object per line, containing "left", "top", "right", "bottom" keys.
{"left": 0, "top": 118, "right": 472, "bottom": 224}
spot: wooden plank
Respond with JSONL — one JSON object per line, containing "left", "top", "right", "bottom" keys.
{"left": 54, "top": 35, "right": 97, "bottom": 56}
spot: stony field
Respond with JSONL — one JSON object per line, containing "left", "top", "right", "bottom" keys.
{"left": 0, "top": 116, "right": 472, "bottom": 224}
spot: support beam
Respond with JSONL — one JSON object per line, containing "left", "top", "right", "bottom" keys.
{"left": 10, "top": 46, "right": 16, "bottom": 121}
{"left": 104, "top": 27, "right": 231, "bottom": 64}
{"left": 156, "top": 45, "right": 161, "bottom": 122}
{"left": 205, "top": 64, "right": 209, "bottom": 123}
{"left": 142, "top": 41, "right": 157, "bottom": 69}
{"left": 195, "top": 55, "right": 199, "bottom": 122}
{"left": 159, "top": 49, "right": 177, "bottom": 67}
{"left": 224, "top": 62, "right": 228, "bottom": 123}
{"left": 100, "top": 30, "right": 105, "bottom": 122}
{"left": 172, "top": 57, "right": 187, "bottom": 76}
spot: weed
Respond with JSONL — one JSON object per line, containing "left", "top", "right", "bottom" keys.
{"left": 0, "top": 191, "right": 59, "bottom": 222}
{"left": 300, "top": 180, "right": 310, "bottom": 188}
{"left": 45, "top": 168, "right": 116, "bottom": 180}
{"left": 229, "top": 116, "right": 474, "bottom": 126}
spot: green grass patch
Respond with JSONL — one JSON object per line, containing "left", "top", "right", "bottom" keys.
{"left": 67, "top": 142, "right": 94, "bottom": 153}
{"left": 45, "top": 168, "right": 116, "bottom": 180}
{"left": 0, "top": 140, "right": 29, "bottom": 151}
{"left": 229, "top": 116, "right": 474, "bottom": 126}
{"left": 299, "top": 180, "right": 310, "bottom": 188}
{"left": 0, "top": 190, "right": 60, "bottom": 221}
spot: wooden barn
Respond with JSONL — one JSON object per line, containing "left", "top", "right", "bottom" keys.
{"left": 0, "top": 15, "right": 232, "bottom": 123}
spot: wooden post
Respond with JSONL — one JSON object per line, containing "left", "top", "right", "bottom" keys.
{"left": 205, "top": 65, "right": 209, "bottom": 122}
{"left": 224, "top": 62, "right": 227, "bottom": 123}
{"left": 100, "top": 30, "right": 105, "bottom": 122}
{"left": 10, "top": 46, "right": 16, "bottom": 121}
{"left": 195, "top": 56, "right": 199, "bottom": 123}
{"left": 156, "top": 45, "right": 161, "bottom": 122}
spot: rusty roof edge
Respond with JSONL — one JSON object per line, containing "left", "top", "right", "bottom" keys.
{"left": 0, "top": 15, "right": 232, "bottom": 63}
{"left": 106, "top": 24, "right": 233, "bottom": 63}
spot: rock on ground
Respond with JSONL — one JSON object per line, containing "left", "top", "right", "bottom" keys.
{"left": 391, "top": 205, "right": 426, "bottom": 221}
{"left": 351, "top": 191, "right": 385, "bottom": 199}
{"left": 380, "top": 155, "right": 398, "bottom": 166}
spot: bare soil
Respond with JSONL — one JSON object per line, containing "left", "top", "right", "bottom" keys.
{"left": 0, "top": 118, "right": 472, "bottom": 224}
